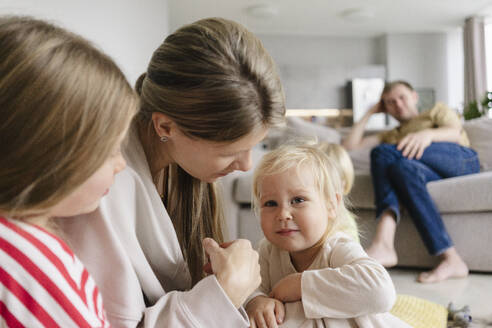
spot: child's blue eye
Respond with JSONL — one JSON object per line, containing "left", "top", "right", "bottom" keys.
{"left": 263, "top": 200, "right": 277, "bottom": 207}
{"left": 291, "top": 197, "right": 305, "bottom": 204}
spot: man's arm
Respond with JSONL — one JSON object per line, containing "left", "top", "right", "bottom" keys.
{"left": 397, "top": 124, "right": 462, "bottom": 159}
{"left": 424, "top": 125, "right": 462, "bottom": 143}
{"left": 343, "top": 102, "right": 382, "bottom": 151}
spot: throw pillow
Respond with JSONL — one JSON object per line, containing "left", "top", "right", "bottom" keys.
{"left": 463, "top": 117, "right": 492, "bottom": 171}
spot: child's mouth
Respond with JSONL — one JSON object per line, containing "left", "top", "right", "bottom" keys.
{"left": 276, "top": 229, "right": 299, "bottom": 236}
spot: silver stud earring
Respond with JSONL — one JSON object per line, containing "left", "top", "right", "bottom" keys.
{"left": 160, "top": 136, "right": 168, "bottom": 142}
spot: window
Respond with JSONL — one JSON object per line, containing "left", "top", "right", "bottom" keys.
{"left": 486, "top": 22, "right": 492, "bottom": 91}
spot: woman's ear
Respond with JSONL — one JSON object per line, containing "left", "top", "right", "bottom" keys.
{"left": 151, "top": 112, "right": 174, "bottom": 139}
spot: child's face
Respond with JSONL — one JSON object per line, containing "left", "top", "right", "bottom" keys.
{"left": 259, "top": 165, "right": 335, "bottom": 253}
{"left": 49, "top": 138, "right": 127, "bottom": 218}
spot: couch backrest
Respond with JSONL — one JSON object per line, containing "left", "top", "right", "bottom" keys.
{"left": 463, "top": 117, "right": 492, "bottom": 171}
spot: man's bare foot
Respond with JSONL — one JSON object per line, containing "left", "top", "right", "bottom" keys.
{"left": 366, "top": 242, "right": 398, "bottom": 268}
{"left": 418, "top": 248, "right": 469, "bottom": 283}
{"left": 367, "top": 211, "right": 398, "bottom": 267}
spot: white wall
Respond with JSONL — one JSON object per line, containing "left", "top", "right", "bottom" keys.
{"left": 259, "top": 32, "right": 465, "bottom": 112}
{"left": 0, "top": 0, "right": 170, "bottom": 85}
{"left": 446, "top": 29, "right": 465, "bottom": 111}
{"left": 385, "top": 33, "right": 451, "bottom": 108}
{"left": 258, "top": 35, "right": 385, "bottom": 109}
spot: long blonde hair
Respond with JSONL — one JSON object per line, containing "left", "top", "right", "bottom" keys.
{"left": 252, "top": 144, "right": 355, "bottom": 246}
{"left": 0, "top": 16, "right": 138, "bottom": 218}
{"left": 318, "top": 142, "right": 359, "bottom": 242}
{"left": 318, "top": 142, "right": 354, "bottom": 195}
{"left": 135, "top": 17, "right": 285, "bottom": 285}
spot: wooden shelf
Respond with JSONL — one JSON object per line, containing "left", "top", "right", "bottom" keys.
{"left": 286, "top": 108, "right": 353, "bottom": 117}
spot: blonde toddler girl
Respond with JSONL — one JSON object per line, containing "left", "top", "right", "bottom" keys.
{"left": 245, "top": 144, "right": 410, "bottom": 328}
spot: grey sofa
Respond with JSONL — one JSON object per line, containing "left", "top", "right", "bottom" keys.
{"left": 223, "top": 116, "right": 492, "bottom": 272}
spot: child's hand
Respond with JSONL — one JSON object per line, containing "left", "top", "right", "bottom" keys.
{"left": 246, "top": 295, "right": 285, "bottom": 328}
{"left": 269, "top": 273, "right": 302, "bottom": 302}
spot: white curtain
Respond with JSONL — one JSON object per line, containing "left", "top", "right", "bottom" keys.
{"left": 464, "top": 16, "right": 488, "bottom": 105}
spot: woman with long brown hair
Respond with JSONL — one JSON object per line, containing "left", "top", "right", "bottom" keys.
{"left": 60, "top": 17, "right": 285, "bottom": 327}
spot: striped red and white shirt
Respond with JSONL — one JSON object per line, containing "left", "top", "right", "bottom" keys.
{"left": 0, "top": 216, "right": 109, "bottom": 327}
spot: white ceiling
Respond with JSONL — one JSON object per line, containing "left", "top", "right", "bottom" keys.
{"left": 168, "top": 0, "right": 492, "bottom": 37}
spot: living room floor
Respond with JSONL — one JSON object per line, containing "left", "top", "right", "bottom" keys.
{"left": 389, "top": 268, "right": 492, "bottom": 327}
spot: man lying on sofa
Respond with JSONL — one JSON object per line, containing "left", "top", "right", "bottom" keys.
{"left": 343, "top": 80, "right": 480, "bottom": 283}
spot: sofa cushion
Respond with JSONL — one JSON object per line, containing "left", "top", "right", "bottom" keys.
{"left": 349, "top": 148, "right": 371, "bottom": 172}
{"left": 348, "top": 171, "right": 374, "bottom": 209}
{"left": 463, "top": 117, "right": 492, "bottom": 171}
{"left": 349, "top": 171, "right": 492, "bottom": 213}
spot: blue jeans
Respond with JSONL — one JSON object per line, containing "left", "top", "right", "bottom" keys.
{"left": 370, "top": 142, "right": 480, "bottom": 255}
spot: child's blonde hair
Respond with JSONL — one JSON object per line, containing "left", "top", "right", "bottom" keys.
{"left": 318, "top": 143, "right": 354, "bottom": 195}
{"left": 0, "top": 16, "right": 138, "bottom": 218}
{"left": 318, "top": 142, "right": 359, "bottom": 242}
{"left": 252, "top": 143, "right": 355, "bottom": 244}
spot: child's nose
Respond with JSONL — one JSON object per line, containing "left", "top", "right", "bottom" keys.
{"left": 277, "top": 205, "right": 293, "bottom": 221}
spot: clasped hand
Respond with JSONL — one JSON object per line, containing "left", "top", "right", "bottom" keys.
{"left": 246, "top": 273, "right": 302, "bottom": 328}
{"left": 202, "top": 238, "right": 261, "bottom": 309}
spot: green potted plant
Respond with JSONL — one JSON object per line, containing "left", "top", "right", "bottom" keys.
{"left": 464, "top": 91, "right": 492, "bottom": 120}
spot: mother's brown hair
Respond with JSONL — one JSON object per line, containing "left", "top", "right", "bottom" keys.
{"left": 136, "top": 17, "right": 285, "bottom": 285}
{"left": 0, "top": 16, "right": 138, "bottom": 218}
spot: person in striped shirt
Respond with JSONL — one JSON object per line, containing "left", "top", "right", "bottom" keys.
{"left": 0, "top": 16, "right": 138, "bottom": 327}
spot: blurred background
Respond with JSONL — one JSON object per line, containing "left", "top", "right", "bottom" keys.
{"left": 1, "top": 0, "right": 491, "bottom": 124}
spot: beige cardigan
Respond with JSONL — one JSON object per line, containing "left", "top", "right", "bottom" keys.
{"left": 58, "top": 126, "right": 249, "bottom": 327}
{"left": 250, "top": 233, "right": 411, "bottom": 328}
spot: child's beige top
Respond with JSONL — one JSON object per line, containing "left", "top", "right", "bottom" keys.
{"left": 379, "top": 103, "right": 470, "bottom": 147}
{"left": 250, "top": 233, "right": 411, "bottom": 328}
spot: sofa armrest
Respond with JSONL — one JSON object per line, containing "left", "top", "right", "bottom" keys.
{"left": 428, "top": 171, "right": 492, "bottom": 213}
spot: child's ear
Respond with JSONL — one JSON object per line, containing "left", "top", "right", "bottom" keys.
{"left": 335, "top": 193, "right": 342, "bottom": 206}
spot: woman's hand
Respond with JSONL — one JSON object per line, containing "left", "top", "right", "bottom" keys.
{"left": 269, "top": 273, "right": 302, "bottom": 303}
{"left": 397, "top": 129, "right": 433, "bottom": 159}
{"left": 202, "top": 238, "right": 261, "bottom": 308}
{"left": 246, "top": 295, "right": 285, "bottom": 328}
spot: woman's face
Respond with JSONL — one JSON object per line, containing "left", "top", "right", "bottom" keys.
{"left": 170, "top": 126, "right": 269, "bottom": 183}
{"left": 49, "top": 139, "right": 127, "bottom": 217}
